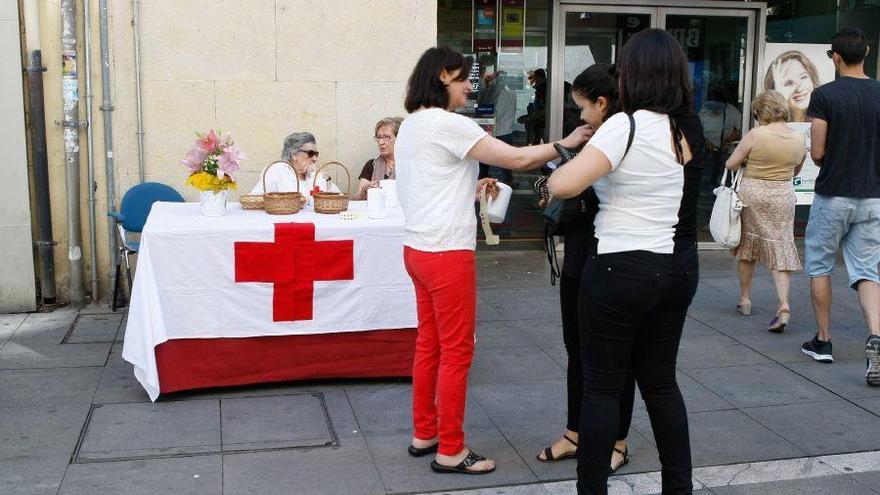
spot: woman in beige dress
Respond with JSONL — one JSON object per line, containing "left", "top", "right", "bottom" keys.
{"left": 726, "top": 90, "right": 806, "bottom": 332}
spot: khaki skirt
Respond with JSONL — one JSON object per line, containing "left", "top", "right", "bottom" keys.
{"left": 732, "top": 176, "right": 802, "bottom": 271}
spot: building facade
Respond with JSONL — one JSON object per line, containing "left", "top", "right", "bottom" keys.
{"left": 3, "top": 0, "right": 879, "bottom": 309}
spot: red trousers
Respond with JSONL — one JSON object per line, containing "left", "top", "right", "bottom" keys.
{"left": 404, "top": 247, "right": 476, "bottom": 456}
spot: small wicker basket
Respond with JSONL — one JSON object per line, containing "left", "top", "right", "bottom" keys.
{"left": 312, "top": 161, "right": 351, "bottom": 214}
{"left": 239, "top": 193, "right": 264, "bottom": 210}
{"left": 261, "top": 161, "right": 305, "bottom": 215}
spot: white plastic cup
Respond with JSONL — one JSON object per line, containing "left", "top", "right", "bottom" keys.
{"left": 486, "top": 182, "right": 512, "bottom": 223}
{"left": 379, "top": 179, "right": 399, "bottom": 207}
{"left": 367, "top": 188, "right": 388, "bottom": 219}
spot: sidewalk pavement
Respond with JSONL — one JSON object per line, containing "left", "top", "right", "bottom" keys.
{"left": 2, "top": 250, "right": 880, "bottom": 495}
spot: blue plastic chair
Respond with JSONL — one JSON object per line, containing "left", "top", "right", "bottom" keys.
{"left": 108, "top": 182, "right": 184, "bottom": 310}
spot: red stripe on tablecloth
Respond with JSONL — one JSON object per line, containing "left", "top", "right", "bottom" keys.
{"left": 155, "top": 328, "right": 416, "bottom": 395}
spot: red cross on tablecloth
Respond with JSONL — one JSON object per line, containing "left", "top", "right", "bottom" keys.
{"left": 234, "top": 222, "right": 354, "bottom": 322}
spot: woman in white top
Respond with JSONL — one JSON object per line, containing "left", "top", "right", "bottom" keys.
{"left": 549, "top": 29, "right": 699, "bottom": 494}
{"left": 396, "top": 47, "right": 590, "bottom": 475}
{"left": 249, "top": 132, "right": 339, "bottom": 206}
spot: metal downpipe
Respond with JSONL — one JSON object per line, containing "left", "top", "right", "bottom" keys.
{"left": 22, "top": 0, "right": 57, "bottom": 305}
{"left": 83, "top": 0, "right": 99, "bottom": 302}
{"left": 98, "top": 0, "right": 118, "bottom": 302}
{"left": 132, "top": 0, "right": 145, "bottom": 183}
{"left": 61, "top": 0, "right": 85, "bottom": 307}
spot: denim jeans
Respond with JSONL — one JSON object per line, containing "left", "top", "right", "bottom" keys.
{"left": 577, "top": 246, "right": 698, "bottom": 495}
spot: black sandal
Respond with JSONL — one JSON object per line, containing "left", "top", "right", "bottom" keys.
{"left": 610, "top": 445, "right": 629, "bottom": 474}
{"left": 430, "top": 450, "right": 495, "bottom": 475}
{"left": 407, "top": 442, "right": 439, "bottom": 457}
{"left": 536, "top": 434, "right": 578, "bottom": 463}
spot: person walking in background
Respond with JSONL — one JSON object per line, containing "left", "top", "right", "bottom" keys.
{"left": 535, "top": 64, "right": 633, "bottom": 474}
{"left": 800, "top": 28, "right": 880, "bottom": 380}
{"left": 396, "top": 47, "right": 591, "bottom": 475}
{"left": 548, "top": 29, "right": 703, "bottom": 494}
{"left": 725, "top": 90, "right": 805, "bottom": 331}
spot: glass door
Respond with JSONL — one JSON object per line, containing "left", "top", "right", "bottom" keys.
{"left": 548, "top": 5, "right": 656, "bottom": 140}
{"left": 660, "top": 8, "right": 756, "bottom": 243}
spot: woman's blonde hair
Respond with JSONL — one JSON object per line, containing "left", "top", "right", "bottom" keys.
{"left": 374, "top": 117, "right": 404, "bottom": 137}
{"left": 751, "top": 90, "right": 790, "bottom": 124}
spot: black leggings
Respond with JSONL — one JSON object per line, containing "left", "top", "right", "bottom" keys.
{"left": 560, "top": 273, "right": 635, "bottom": 438}
{"left": 576, "top": 247, "right": 698, "bottom": 495}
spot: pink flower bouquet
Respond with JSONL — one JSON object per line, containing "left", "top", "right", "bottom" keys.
{"left": 182, "top": 130, "right": 245, "bottom": 192}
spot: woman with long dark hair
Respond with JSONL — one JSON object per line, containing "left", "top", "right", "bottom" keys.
{"left": 548, "top": 29, "right": 704, "bottom": 494}
{"left": 536, "top": 64, "right": 634, "bottom": 474}
{"left": 396, "top": 47, "right": 591, "bottom": 475}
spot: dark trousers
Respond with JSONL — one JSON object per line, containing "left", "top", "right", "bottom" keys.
{"left": 560, "top": 273, "right": 635, "bottom": 437}
{"left": 576, "top": 247, "right": 698, "bottom": 495}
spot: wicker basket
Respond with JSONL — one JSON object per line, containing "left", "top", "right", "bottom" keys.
{"left": 261, "top": 161, "right": 305, "bottom": 215}
{"left": 312, "top": 161, "right": 351, "bottom": 214}
{"left": 239, "top": 194, "right": 264, "bottom": 210}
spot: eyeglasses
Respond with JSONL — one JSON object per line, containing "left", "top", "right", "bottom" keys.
{"left": 826, "top": 49, "right": 834, "bottom": 59}
{"left": 374, "top": 135, "right": 394, "bottom": 143}
{"left": 296, "top": 149, "right": 320, "bottom": 158}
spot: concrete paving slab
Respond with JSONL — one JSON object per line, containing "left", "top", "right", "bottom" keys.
{"left": 11, "top": 310, "right": 78, "bottom": 345}
{"left": 709, "top": 474, "right": 877, "bottom": 494}
{"left": 345, "top": 383, "right": 494, "bottom": 436}
{"left": 0, "top": 367, "right": 102, "bottom": 409}
{"left": 0, "top": 405, "right": 90, "bottom": 460}
{"left": 848, "top": 471, "right": 880, "bottom": 492}
{"left": 742, "top": 400, "right": 880, "bottom": 456}
{"left": 676, "top": 332, "right": 773, "bottom": 370}
{"left": 365, "top": 427, "right": 537, "bottom": 494}
{"left": 0, "top": 454, "right": 70, "bottom": 495}
{"left": 480, "top": 287, "right": 562, "bottom": 322}
{"left": 470, "top": 379, "right": 567, "bottom": 429}
{"left": 632, "top": 409, "right": 805, "bottom": 467}
{"left": 0, "top": 341, "right": 111, "bottom": 370}
{"left": 92, "top": 348, "right": 151, "bottom": 404}
{"left": 470, "top": 344, "right": 565, "bottom": 385}
{"left": 685, "top": 363, "right": 837, "bottom": 408}
{"left": 785, "top": 359, "right": 880, "bottom": 399}
{"left": 0, "top": 313, "right": 26, "bottom": 349}
{"left": 221, "top": 394, "right": 333, "bottom": 451}
{"left": 65, "top": 313, "right": 124, "bottom": 344}
{"left": 61, "top": 455, "right": 222, "bottom": 495}
{"left": 223, "top": 437, "right": 383, "bottom": 495}
{"left": 474, "top": 319, "right": 541, "bottom": 349}
{"left": 76, "top": 400, "right": 221, "bottom": 462}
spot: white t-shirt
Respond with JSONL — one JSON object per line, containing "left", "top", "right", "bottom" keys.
{"left": 588, "top": 110, "right": 685, "bottom": 255}
{"left": 249, "top": 161, "right": 340, "bottom": 206}
{"left": 395, "top": 108, "right": 487, "bottom": 252}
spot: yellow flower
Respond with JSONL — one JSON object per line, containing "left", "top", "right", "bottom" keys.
{"left": 186, "top": 171, "right": 237, "bottom": 192}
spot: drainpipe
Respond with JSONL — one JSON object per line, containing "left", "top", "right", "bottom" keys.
{"left": 132, "top": 0, "right": 145, "bottom": 183}
{"left": 98, "top": 0, "right": 118, "bottom": 302}
{"left": 23, "top": 0, "right": 57, "bottom": 305}
{"left": 61, "top": 0, "right": 85, "bottom": 308}
{"left": 83, "top": 0, "right": 99, "bottom": 302}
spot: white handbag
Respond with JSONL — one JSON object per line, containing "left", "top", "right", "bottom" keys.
{"left": 709, "top": 168, "right": 747, "bottom": 248}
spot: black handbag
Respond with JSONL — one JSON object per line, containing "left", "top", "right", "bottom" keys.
{"left": 540, "top": 113, "right": 635, "bottom": 236}
{"left": 539, "top": 114, "right": 635, "bottom": 284}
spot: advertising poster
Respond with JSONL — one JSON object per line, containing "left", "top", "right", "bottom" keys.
{"left": 760, "top": 43, "right": 835, "bottom": 205}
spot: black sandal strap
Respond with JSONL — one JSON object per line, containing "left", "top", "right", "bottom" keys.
{"left": 563, "top": 435, "right": 579, "bottom": 447}
{"left": 459, "top": 450, "right": 486, "bottom": 469}
{"left": 542, "top": 446, "right": 554, "bottom": 461}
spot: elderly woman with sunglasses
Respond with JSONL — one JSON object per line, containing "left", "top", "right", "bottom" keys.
{"left": 250, "top": 131, "right": 339, "bottom": 205}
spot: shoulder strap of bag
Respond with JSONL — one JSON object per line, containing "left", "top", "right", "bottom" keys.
{"left": 625, "top": 113, "right": 635, "bottom": 157}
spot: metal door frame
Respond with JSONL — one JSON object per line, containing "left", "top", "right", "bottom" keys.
{"left": 549, "top": 0, "right": 767, "bottom": 141}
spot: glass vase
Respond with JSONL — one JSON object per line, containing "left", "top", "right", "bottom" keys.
{"left": 199, "top": 190, "right": 228, "bottom": 217}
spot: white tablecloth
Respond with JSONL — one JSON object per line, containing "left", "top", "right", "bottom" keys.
{"left": 122, "top": 201, "right": 417, "bottom": 400}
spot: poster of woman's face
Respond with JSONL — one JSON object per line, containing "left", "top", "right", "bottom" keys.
{"left": 762, "top": 43, "right": 835, "bottom": 122}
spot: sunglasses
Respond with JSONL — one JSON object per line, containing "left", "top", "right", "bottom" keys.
{"left": 826, "top": 49, "right": 834, "bottom": 59}
{"left": 296, "top": 149, "right": 320, "bottom": 158}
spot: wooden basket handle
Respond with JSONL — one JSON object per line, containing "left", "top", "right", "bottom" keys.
{"left": 312, "top": 161, "right": 351, "bottom": 195}
{"left": 261, "top": 161, "right": 301, "bottom": 195}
